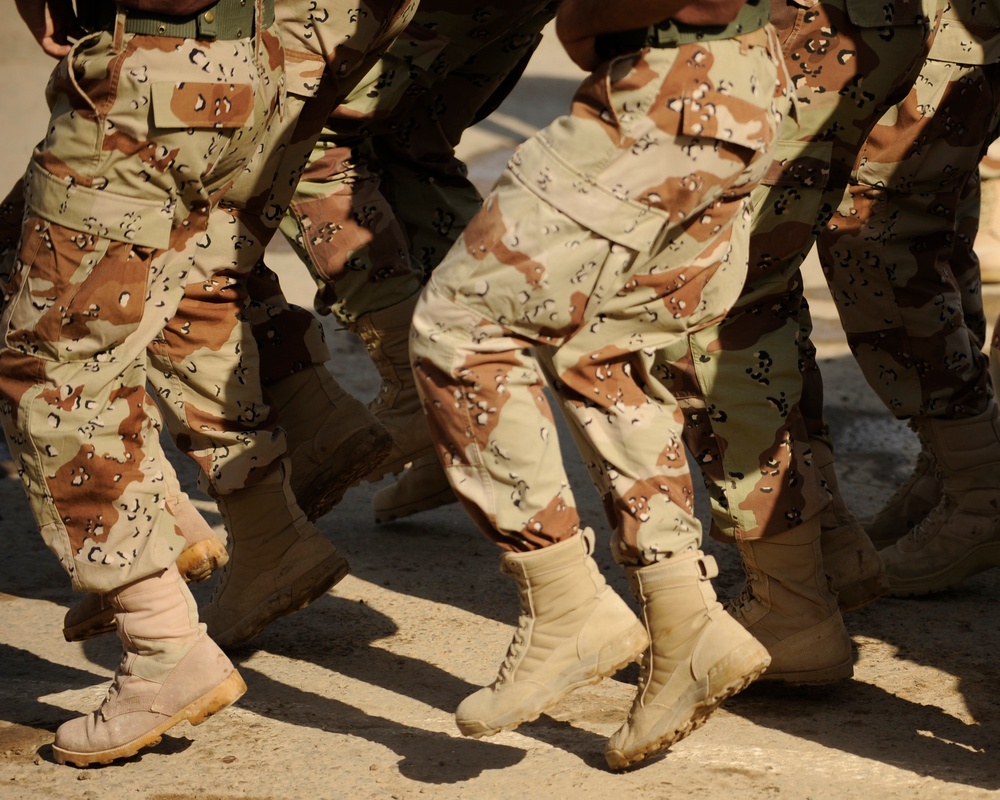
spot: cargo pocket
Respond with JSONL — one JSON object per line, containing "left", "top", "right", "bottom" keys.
{"left": 4, "top": 217, "right": 152, "bottom": 363}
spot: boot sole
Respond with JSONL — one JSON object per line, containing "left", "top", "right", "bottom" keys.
{"left": 296, "top": 426, "right": 394, "bottom": 521}
{"left": 372, "top": 486, "right": 456, "bottom": 524}
{"left": 63, "top": 539, "right": 230, "bottom": 643}
{"left": 886, "top": 543, "right": 1000, "bottom": 597}
{"left": 456, "top": 621, "right": 649, "bottom": 738}
{"left": 176, "top": 537, "right": 230, "bottom": 584}
{"left": 212, "top": 552, "right": 350, "bottom": 650}
{"left": 51, "top": 669, "right": 247, "bottom": 767}
{"left": 605, "top": 639, "right": 771, "bottom": 771}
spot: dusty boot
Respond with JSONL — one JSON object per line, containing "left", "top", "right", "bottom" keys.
{"left": 605, "top": 552, "right": 770, "bottom": 771}
{"left": 810, "top": 438, "right": 887, "bottom": 612}
{"left": 267, "top": 364, "right": 393, "bottom": 521}
{"left": 455, "top": 529, "right": 648, "bottom": 738}
{"left": 350, "top": 294, "right": 434, "bottom": 481}
{"left": 63, "top": 491, "right": 226, "bottom": 642}
{"left": 729, "top": 517, "right": 854, "bottom": 684}
{"left": 201, "top": 465, "right": 350, "bottom": 649}
{"left": 866, "top": 422, "right": 941, "bottom": 548}
{"left": 372, "top": 453, "right": 456, "bottom": 523}
{"left": 880, "top": 406, "right": 1000, "bottom": 596}
{"left": 52, "top": 565, "right": 245, "bottom": 767}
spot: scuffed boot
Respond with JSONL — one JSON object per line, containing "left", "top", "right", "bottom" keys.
{"left": 810, "top": 438, "right": 887, "bottom": 611}
{"left": 202, "top": 464, "right": 349, "bottom": 648}
{"left": 266, "top": 364, "right": 393, "bottom": 521}
{"left": 881, "top": 406, "right": 1000, "bottom": 596}
{"left": 372, "top": 453, "right": 456, "bottom": 523}
{"left": 350, "top": 294, "right": 434, "bottom": 481}
{"left": 866, "top": 421, "right": 941, "bottom": 548}
{"left": 53, "top": 565, "right": 245, "bottom": 767}
{"left": 729, "top": 517, "right": 854, "bottom": 684}
{"left": 63, "top": 490, "right": 226, "bottom": 642}
{"left": 605, "top": 552, "right": 770, "bottom": 771}
{"left": 455, "top": 529, "right": 648, "bottom": 738}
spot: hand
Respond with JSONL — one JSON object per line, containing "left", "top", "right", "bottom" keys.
{"left": 15, "top": 0, "right": 83, "bottom": 59}
{"left": 555, "top": 0, "right": 602, "bottom": 71}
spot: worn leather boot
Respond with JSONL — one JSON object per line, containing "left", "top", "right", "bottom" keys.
{"left": 880, "top": 406, "right": 1000, "bottom": 596}
{"left": 53, "top": 565, "right": 245, "bottom": 767}
{"left": 349, "top": 293, "right": 434, "bottom": 481}
{"left": 372, "top": 453, "right": 456, "bottom": 523}
{"left": 729, "top": 517, "right": 854, "bottom": 684}
{"left": 866, "top": 421, "right": 941, "bottom": 549}
{"left": 605, "top": 552, "right": 770, "bottom": 770}
{"left": 201, "top": 464, "right": 349, "bottom": 649}
{"left": 810, "top": 438, "right": 887, "bottom": 611}
{"left": 63, "top": 489, "right": 226, "bottom": 642}
{"left": 266, "top": 364, "right": 393, "bottom": 521}
{"left": 455, "top": 529, "right": 648, "bottom": 738}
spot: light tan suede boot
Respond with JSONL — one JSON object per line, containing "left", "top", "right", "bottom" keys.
{"left": 372, "top": 453, "right": 456, "bottom": 523}
{"left": 865, "top": 421, "right": 941, "bottom": 549}
{"left": 729, "top": 517, "right": 854, "bottom": 684}
{"left": 881, "top": 406, "right": 1000, "bottom": 596}
{"left": 201, "top": 465, "right": 349, "bottom": 649}
{"left": 52, "top": 565, "right": 245, "bottom": 767}
{"left": 455, "top": 529, "right": 648, "bottom": 738}
{"left": 605, "top": 552, "right": 770, "bottom": 770}
{"left": 266, "top": 364, "right": 393, "bottom": 521}
{"left": 63, "top": 489, "right": 226, "bottom": 642}
{"left": 349, "top": 294, "right": 434, "bottom": 481}
{"left": 810, "top": 438, "right": 887, "bottom": 611}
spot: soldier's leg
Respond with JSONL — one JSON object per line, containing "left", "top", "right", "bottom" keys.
{"left": 413, "top": 30, "right": 785, "bottom": 765}
{"left": 817, "top": 51, "right": 1000, "bottom": 593}
{"left": 653, "top": 0, "right": 935, "bottom": 620}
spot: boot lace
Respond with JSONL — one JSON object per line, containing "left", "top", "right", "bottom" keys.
{"left": 906, "top": 497, "right": 954, "bottom": 545}
{"left": 496, "top": 617, "right": 529, "bottom": 684}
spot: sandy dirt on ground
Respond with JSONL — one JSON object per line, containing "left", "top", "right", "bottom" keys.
{"left": 0, "top": 15, "right": 997, "bottom": 800}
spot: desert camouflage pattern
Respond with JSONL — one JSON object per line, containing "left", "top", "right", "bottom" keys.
{"left": 278, "top": 0, "right": 559, "bottom": 325}
{"left": 411, "top": 30, "right": 791, "bottom": 565}
{"left": 818, "top": 0, "right": 1000, "bottom": 422}
{"left": 0, "top": 11, "right": 284, "bottom": 592}
{"left": 652, "top": 0, "right": 940, "bottom": 540}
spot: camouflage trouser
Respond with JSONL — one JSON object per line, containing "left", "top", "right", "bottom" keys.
{"left": 652, "top": 0, "right": 938, "bottom": 540}
{"left": 278, "top": 1, "right": 558, "bottom": 325}
{"left": 817, "top": 52, "right": 1000, "bottom": 421}
{"left": 140, "top": 0, "right": 418, "bottom": 469}
{"left": 411, "top": 30, "right": 790, "bottom": 565}
{"left": 0, "top": 15, "right": 284, "bottom": 592}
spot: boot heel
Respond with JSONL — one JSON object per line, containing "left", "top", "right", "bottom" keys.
{"left": 186, "top": 670, "right": 248, "bottom": 726}
{"left": 177, "top": 538, "right": 229, "bottom": 583}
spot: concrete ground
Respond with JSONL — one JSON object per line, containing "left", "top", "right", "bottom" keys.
{"left": 0, "top": 15, "right": 998, "bottom": 800}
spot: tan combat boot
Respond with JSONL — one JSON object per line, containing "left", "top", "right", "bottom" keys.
{"left": 52, "top": 565, "right": 245, "bottom": 767}
{"left": 605, "top": 551, "right": 770, "bottom": 770}
{"left": 455, "top": 529, "right": 649, "bottom": 738}
{"left": 266, "top": 364, "right": 393, "bottom": 521}
{"left": 865, "top": 421, "right": 941, "bottom": 549}
{"left": 810, "top": 438, "right": 887, "bottom": 611}
{"left": 62, "top": 488, "right": 227, "bottom": 642}
{"left": 880, "top": 406, "right": 1000, "bottom": 596}
{"left": 201, "top": 464, "right": 349, "bottom": 649}
{"left": 349, "top": 293, "right": 435, "bottom": 481}
{"left": 372, "top": 453, "right": 456, "bottom": 523}
{"left": 729, "top": 517, "right": 854, "bottom": 684}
